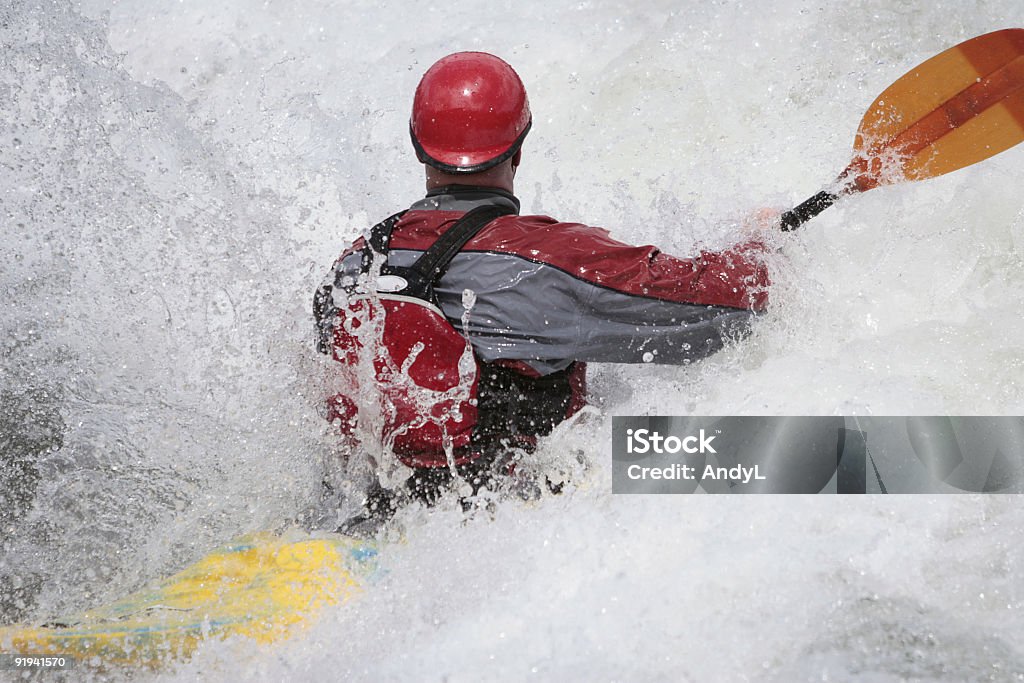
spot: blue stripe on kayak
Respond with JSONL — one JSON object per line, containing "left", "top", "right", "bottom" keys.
{"left": 222, "top": 543, "right": 257, "bottom": 552}
{"left": 349, "top": 546, "right": 378, "bottom": 563}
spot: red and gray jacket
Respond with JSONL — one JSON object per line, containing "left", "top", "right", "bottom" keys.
{"left": 315, "top": 185, "right": 770, "bottom": 468}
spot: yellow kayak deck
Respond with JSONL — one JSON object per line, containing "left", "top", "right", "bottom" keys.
{"left": 0, "top": 532, "right": 378, "bottom": 668}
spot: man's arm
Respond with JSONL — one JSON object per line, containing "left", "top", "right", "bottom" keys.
{"left": 433, "top": 217, "right": 771, "bottom": 371}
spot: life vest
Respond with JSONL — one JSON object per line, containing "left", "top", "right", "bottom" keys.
{"left": 315, "top": 205, "right": 516, "bottom": 468}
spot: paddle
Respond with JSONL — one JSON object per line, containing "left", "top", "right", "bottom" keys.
{"left": 779, "top": 28, "right": 1024, "bottom": 231}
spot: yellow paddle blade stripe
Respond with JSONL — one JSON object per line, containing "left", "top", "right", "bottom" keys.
{"left": 856, "top": 47, "right": 983, "bottom": 148}
{"left": 902, "top": 90, "right": 1024, "bottom": 180}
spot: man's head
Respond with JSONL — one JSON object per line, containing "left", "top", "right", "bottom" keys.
{"left": 410, "top": 52, "right": 531, "bottom": 190}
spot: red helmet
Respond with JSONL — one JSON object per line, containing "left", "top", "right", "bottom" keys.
{"left": 410, "top": 52, "right": 531, "bottom": 174}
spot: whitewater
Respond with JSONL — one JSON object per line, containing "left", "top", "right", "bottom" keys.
{"left": 3, "top": 0, "right": 1024, "bottom": 680}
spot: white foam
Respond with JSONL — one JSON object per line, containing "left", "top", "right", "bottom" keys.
{"left": 3, "top": 1, "right": 1024, "bottom": 679}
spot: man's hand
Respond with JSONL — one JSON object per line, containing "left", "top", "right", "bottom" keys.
{"left": 741, "top": 207, "right": 784, "bottom": 239}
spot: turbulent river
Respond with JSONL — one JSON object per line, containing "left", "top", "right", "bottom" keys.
{"left": 3, "top": 1, "right": 1024, "bottom": 680}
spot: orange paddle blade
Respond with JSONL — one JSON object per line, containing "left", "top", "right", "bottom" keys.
{"left": 844, "top": 28, "right": 1024, "bottom": 192}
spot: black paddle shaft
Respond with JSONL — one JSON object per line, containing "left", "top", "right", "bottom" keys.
{"left": 779, "top": 190, "right": 840, "bottom": 231}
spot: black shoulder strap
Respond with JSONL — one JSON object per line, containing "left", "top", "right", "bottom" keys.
{"left": 315, "top": 210, "right": 406, "bottom": 355}
{"left": 412, "top": 204, "right": 514, "bottom": 280}
{"left": 403, "top": 204, "right": 515, "bottom": 297}
{"left": 316, "top": 204, "right": 514, "bottom": 353}
{"left": 361, "top": 210, "right": 407, "bottom": 272}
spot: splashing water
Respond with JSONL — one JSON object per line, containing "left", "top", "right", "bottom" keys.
{"left": 3, "top": 0, "right": 1024, "bottom": 680}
